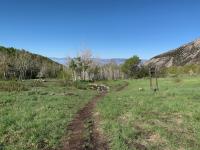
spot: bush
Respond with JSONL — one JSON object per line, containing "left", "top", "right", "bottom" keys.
{"left": 57, "top": 69, "right": 73, "bottom": 87}
{"left": 0, "top": 81, "right": 28, "bottom": 92}
{"left": 165, "top": 64, "right": 200, "bottom": 76}
{"left": 73, "top": 80, "right": 88, "bottom": 90}
{"left": 136, "top": 66, "right": 149, "bottom": 78}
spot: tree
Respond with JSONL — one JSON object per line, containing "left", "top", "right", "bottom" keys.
{"left": 0, "top": 53, "right": 8, "bottom": 79}
{"left": 137, "top": 65, "right": 149, "bottom": 78}
{"left": 121, "top": 55, "right": 141, "bottom": 78}
{"left": 87, "top": 61, "right": 100, "bottom": 81}
{"left": 0, "top": 46, "right": 62, "bottom": 80}
{"left": 79, "top": 49, "right": 92, "bottom": 80}
{"left": 68, "top": 49, "right": 93, "bottom": 81}
{"left": 67, "top": 49, "right": 125, "bottom": 81}
{"left": 15, "top": 50, "right": 31, "bottom": 80}
{"left": 69, "top": 58, "right": 77, "bottom": 81}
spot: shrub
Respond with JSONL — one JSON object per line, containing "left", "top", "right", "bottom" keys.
{"left": 57, "top": 69, "right": 73, "bottom": 87}
{"left": 73, "top": 80, "right": 88, "bottom": 90}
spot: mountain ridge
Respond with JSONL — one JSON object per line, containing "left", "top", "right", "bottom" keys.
{"left": 144, "top": 38, "right": 200, "bottom": 68}
{"left": 50, "top": 57, "right": 127, "bottom": 65}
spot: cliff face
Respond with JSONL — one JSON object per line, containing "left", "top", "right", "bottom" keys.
{"left": 144, "top": 39, "right": 200, "bottom": 68}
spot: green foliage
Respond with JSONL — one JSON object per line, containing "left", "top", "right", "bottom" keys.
{"left": 58, "top": 69, "right": 73, "bottom": 86}
{"left": 0, "top": 46, "right": 16, "bottom": 55}
{"left": 164, "top": 64, "right": 200, "bottom": 76}
{"left": 136, "top": 66, "right": 149, "bottom": 78}
{"left": 121, "top": 55, "right": 148, "bottom": 78}
{"left": 121, "top": 55, "right": 141, "bottom": 77}
{"left": 69, "top": 59, "right": 77, "bottom": 71}
{"left": 63, "top": 70, "right": 73, "bottom": 81}
{"left": 158, "top": 67, "right": 168, "bottom": 77}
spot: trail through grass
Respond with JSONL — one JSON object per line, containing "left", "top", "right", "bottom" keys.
{"left": 0, "top": 80, "right": 96, "bottom": 150}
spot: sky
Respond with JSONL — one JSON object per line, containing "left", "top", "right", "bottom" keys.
{"left": 1, "top": 0, "right": 200, "bottom": 59}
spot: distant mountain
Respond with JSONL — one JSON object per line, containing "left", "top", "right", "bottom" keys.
{"left": 144, "top": 39, "right": 200, "bottom": 68}
{"left": 93, "top": 58, "right": 127, "bottom": 65}
{"left": 50, "top": 57, "right": 127, "bottom": 65}
{"left": 50, "top": 57, "right": 67, "bottom": 65}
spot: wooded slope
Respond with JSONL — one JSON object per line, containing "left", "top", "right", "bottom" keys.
{"left": 0, "top": 46, "right": 62, "bottom": 79}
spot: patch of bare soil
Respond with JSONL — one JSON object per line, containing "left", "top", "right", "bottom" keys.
{"left": 59, "top": 93, "right": 107, "bottom": 150}
{"left": 59, "top": 82, "right": 128, "bottom": 150}
{"left": 116, "top": 82, "right": 129, "bottom": 91}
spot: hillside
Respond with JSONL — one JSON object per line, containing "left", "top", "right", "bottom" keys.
{"left": 144, "top": 39, "right": 200, "bottom": 68}
{"left": 0, "top": 46, "right": 62, "bottom": 79}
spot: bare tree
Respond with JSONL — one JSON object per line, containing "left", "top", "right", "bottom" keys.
{"left": 69, "top": 58, "right": 77, "bottom": 81}
{"left": 15, "top": 50, "right": 31, "bottom": 80}
{"left": 67, "top": 49, "right": 124, "bottom": 81}
{"left": 79, "top": 49, "right": 92, "bottom": 80}
{"left": 0, "top": 53, "right": 8, "bottom": 79}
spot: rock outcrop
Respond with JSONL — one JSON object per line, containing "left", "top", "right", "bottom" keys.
{"left": 144, "top": 39, "right": 200, "bottom": 68}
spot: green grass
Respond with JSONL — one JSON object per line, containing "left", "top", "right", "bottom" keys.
{"left": 0, "top": 80, "right": 96, "bottom": 150}
{"left": 2, "top": 78, "right": 200, "bottom": 150}
{"left": 97, "top": 77, "right": 200, "bottom": 150}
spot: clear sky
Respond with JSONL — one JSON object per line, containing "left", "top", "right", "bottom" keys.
{"left": 0, "top": 0, "right": 200, "bottom": 59}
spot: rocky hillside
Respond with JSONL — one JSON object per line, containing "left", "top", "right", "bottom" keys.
{"left": 144, "top": 39, "right": 200, "bottom": 68}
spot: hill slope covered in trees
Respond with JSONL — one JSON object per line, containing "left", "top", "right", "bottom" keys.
{"left": 0, "top": 46, "right": 62, "bottom": 79}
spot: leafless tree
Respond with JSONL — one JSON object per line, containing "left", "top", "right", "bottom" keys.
{"left": 15, "top": 50, "right": 31, "bottom": 80}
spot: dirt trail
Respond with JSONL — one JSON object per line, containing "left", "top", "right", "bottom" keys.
{"left": 116, "top": 82, "right": 129, "bottom": 92}
{"left": 60, "top": 82, "right": 128, "bottom": 150}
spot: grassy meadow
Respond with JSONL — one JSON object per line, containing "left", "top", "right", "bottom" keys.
{"left": 0, "top": 80, "right": 97, "bottom": 150}
{"left": 97, "top": 77, "right": 200, "bottom": 150}
{"left": 1, "top": 77, "right": 200, "bottom": 150}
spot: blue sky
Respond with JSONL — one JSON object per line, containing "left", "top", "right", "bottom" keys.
{"left": 0, "top": 0, "right": 200, "bottom": 59}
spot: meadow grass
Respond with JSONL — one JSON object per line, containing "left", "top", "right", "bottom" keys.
{"left": 97, "top": 77, "right": 200, "bottom": 150}
{"left": 0, "top": 80, "right": 96, "bottom": 150}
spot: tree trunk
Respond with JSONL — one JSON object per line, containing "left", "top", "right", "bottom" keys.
{"left": 73, "top": 71, "right": 77, "bottom": 81}
{"left": 4, "top": 72, "right": 6, "bottom": 80}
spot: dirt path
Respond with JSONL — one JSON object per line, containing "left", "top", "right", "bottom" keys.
{"left": 116, "top": 82, "right": 129, "bottom": 92}
{"left": 59, "top": 82, "right": 128, "bottom": 150}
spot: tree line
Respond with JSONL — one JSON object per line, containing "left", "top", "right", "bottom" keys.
{"left": 0, "top": 46, "right": 62, "bottom": 80}
{"left": 62, "top": 50, "right": 149, "bottom": 82}
{"left": 0, "top": 46, "right": 149, "bottom": 81}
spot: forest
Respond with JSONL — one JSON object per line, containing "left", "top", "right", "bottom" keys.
{"left": 0, "top": 46, "right": 62, "bottom": 80}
